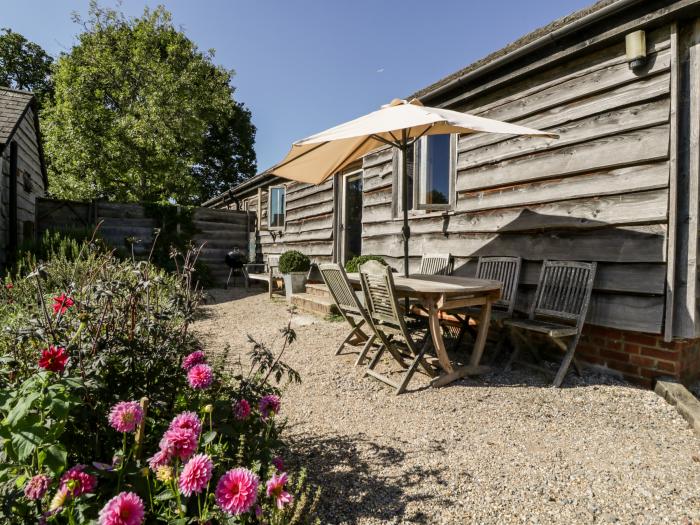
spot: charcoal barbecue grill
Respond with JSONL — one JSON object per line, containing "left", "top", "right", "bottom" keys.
{"left": 224, "top": 248, "right": 246, "bottom": 288}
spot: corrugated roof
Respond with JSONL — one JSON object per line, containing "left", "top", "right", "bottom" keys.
{"left": 0, "top": 87, "right": 34, "bottom": 145}
{"left": 412, "top": 0, "right": 620, "bottom": 100}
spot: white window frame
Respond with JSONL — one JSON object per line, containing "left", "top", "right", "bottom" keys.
{"left": 267, "top": 185, "right": 286, "bottom": 230}
{"left": 393, "top": 134, "right": 457, "bottom": 216}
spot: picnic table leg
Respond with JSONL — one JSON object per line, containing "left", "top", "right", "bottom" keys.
{"left": 431, "top": 298, "right": 493, "bottom": 388}
{"left": 427, "top": 301, "right": 454, "bottom": 374}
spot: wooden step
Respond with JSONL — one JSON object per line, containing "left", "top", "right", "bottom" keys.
{"left": 290, "top": 292, "right": 338, "bottom": 316}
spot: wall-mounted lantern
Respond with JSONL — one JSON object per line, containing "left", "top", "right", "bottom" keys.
{"left": 625, "top": 30, "right": 647, "bottom": 70}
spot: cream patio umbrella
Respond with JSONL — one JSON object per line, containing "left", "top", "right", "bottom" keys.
{"left": 272, "top": 98, "right": 556, "bottom": 277}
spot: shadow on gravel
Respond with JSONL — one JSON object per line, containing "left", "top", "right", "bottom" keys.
{"left": 286, "top": 431, "right": 454, "bottom": 524}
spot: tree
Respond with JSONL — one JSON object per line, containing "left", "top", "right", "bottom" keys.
{"left": 0, "top": 28, "right": 54, "bottom": 104}
{"left": 43, "top": 3, "right": 256, "bottom": 204}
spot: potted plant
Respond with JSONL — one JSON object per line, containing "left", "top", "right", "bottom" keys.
{"left": 278, "top": 250, "right": 311, "bottom": 299}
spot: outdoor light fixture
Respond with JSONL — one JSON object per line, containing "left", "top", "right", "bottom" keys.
{"left": 626, "top": 30, "right": 647, "bottom": 69}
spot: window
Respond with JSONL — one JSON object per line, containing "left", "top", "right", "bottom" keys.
{"left": 268, "top": 186, "right": 285, "bottom": 229}
{"left": 394, "top": 134, "right": 456, "bottom": 214}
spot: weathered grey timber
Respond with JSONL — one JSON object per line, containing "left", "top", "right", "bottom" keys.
{"left": 207, "top": 0, "right": 700, "bottom": 342}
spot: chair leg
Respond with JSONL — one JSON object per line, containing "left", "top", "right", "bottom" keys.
{"left": 355, "top": 335, "right": 376, "bottom": 366}
{"left": 553, "top": 337, "right": 580, "bottom": 388}
{"left": 396, "top": 339, "right": 432, "bottom": 395}
{"left": 504, "top": 327, "right": 523, "bottom": 371}
{"left": 336, "top": 326, "right": 362, "bottom": 356}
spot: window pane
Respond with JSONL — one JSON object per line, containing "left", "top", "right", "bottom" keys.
{"left": 270, "top": 187, "right": 285, "bottom": 228}
{"left": 420, "top": 134, "right": 450, "bottom": 206}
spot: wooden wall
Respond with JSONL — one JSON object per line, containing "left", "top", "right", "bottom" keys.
{"left": 36, "top": 199, "right": 249, "bottom": 285}
{"left": 0, "top": 106, "right": 46, "bottom": 268}
{"left": 360, "top": 25, "right": 674, "bottom": 334}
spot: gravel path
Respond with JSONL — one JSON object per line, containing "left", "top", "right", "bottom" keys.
{"left": 195, "top": 288, "right": 700, "bottom": 525}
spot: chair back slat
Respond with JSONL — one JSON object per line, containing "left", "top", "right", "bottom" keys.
{"left": 475, "top": 256, "right": 521, "bottom": 314}
{"left": 419, "top": 253, "right": 453, "bottom": 276}
{"left": 319, "top": 263, "right": 364, "bottom": 317}
{"left": 359, "top": 260, "right": 404, "bottom": 328}
{"left": 530, "top": 260, "right": 596, "bottom": 327}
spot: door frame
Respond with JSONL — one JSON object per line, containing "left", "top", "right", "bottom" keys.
{"left": 337, "top": 168, "right": 363, "bottom": 264}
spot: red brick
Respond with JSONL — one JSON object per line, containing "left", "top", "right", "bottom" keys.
{"left": 630, "top": 355, "right": 655, "bottom": 367}
{"left": 640, "top": 347, "right": 681, "bottom": 360}
{"left": 600, "top": 349, "right": 630, "bottom": 362}
{"left": 603, "top": 361, "right": 640, "bottom": 375}
{"left": 623, "top": 333, "right": 658, "bottom": 346}
{"left": 623, "top": 343, "right": 641, "bottom": 354}
{"left": 656, "top": 360, "right": 679, "bottom": 373}
{"left": 606, "top": 340, "right": 622, "bottom": 351}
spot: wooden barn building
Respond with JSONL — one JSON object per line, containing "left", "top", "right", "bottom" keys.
{"left": 0, "top": 87, "right": 47, "bottom": 270}
{"left": 206, "top": 0, "right": 700, "bottom": 386}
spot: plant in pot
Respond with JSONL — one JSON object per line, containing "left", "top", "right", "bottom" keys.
{"left": 279, "top": 250, "right": 311, "bottom": 299}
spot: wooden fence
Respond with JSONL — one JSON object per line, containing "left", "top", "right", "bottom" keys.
{"left": 36, "top": 198, "right": 250, "bottom": 285}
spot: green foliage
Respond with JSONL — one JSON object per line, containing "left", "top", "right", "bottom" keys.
{"left": 11, "top": 228, "right": 100, "bottom": 277}
{"left": 42, "top": 3, "right": 256, "bottom": 205}
{"left": 344, "top": 255, "right": 387, "bottom": 273}
{"left": 0, "top": 28, "right": 54, "bottom": 106}
{"left": 0, "top": 240, "right": 319, "bottom": 523}
{"left": 278, "top": 251, "right": 311, "bottom": 274}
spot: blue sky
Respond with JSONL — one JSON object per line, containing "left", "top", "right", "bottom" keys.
{"left": 4, "top": 0, "right": 592, "bottom": 172}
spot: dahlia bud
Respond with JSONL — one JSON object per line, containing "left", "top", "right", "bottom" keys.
{"left": 203, "top": 404, "right": 214, "bottom": 414}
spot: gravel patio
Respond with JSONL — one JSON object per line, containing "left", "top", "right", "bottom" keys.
{"left": 194, "top": 288, "right": 700, "bottom": 525}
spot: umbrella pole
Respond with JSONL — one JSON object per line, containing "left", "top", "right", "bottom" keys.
{"left": 400, "top": 136, "right": 410, "bottom": 279}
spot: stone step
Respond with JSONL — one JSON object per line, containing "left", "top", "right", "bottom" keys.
{"left": 290, "top": 292, "right": 338, "bottom": 317}
{"left": 305, "top": 283, "right": 331, "bottom": 298}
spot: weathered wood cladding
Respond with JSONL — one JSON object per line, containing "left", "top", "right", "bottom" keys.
{"left": 255, "top": 178, "right": 335, "bottom": 261}
{"left": 358, "top": 26, "right": 674, "bottom": 333}
{"left": 0, "top": 106, "right": 46, "bottom": 267}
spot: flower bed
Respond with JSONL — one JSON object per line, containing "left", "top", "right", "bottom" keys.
{"left": 0, "top": 238, "right": 319, "bottom": 523}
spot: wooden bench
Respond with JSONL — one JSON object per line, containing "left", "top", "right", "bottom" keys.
{"left": 244, "top": 255, "right": 282, "bottom": 298}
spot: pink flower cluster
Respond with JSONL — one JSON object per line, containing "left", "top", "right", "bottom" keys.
{"left": 148, "top": 412, "right": 203, "bottom": 471}
{"left": 179, "top": 453, "right": 213, "bottom": 496}
{"left": 60, "top": 465, "right": 97, "bottom": 498}
{"left": 266, "top": 472, "right": 293, "bottom": 509}
{"left": 215, "top": 468, "right": 259, "bottom": 515}
{"left": 24, "top": 474, "right": 50, "bottom": 500}
{"left": 233, "top": 398, "right": 251, "bottom": 420}
{"left": 98, "top": 491, "right": 145, "bottom": 525}
{"left": 108, "top": 401, "right": 144, "bottom": 433}
{"left": 259, "top": 395, "right": 281, "bottom": 421}
{"left": 182, "top": 350, "right": 214, "bottom": 389}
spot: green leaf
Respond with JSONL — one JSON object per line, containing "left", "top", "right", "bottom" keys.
{"left": 42, "top": 444, "right": 67, "bottom": 474}
{"left": 155, "top": 489, "right": 175, "bottom": 501}
{"left": 202, "top": 430, "right": 217, "bottom": 445}
{"left": 5, "top": 392, "right": 40, "bottom": 427}
{"left": 11, "top": 425, "right": 45, "bottom": 460}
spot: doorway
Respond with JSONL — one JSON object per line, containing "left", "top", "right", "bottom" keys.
{"left": 341, "top": 170, "right": 363, "bottom": 263}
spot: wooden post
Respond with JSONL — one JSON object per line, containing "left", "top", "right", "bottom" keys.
{"left": 134, "top": 397, "right": 149, "bottom": 460}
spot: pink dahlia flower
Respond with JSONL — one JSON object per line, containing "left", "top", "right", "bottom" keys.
{"left": 182, "top": 350, "right": 206, "bottom": 371}
{"left": 108, "top": 401, "right": 144, "bottom": 433}
{"left": 271, "top": 456, "right": 284, "bottom": 472}
{"left": 233, "top": 399, "right": 251, "bottom": 420}
{"left": 52, "top": 293, "right": 74, "bottom": 315}
{"left": 60, "top": 465, "right": 97, "bottom": 498}
{"left": 266, "top": 472, "right": 293, "bottom": 509}
{"left": 24, "top": 474, "right": 51, "bottom": 500}
{"left": 159, "top": 427, "right": 198, "bottom": 461}
{"left": 179, "top": 453, "right": 213, "bottom": 497}
{"left": 187, "top": 363, "right": 213, "bottom": 389}
{"left": 98, "top": 491, "right": 145, "bottom": 525}
{"left": 258, "top": 395, "right": 281, "bottom": 421}
{"left": 169, "top": 411, "right": 202, "bottom": 437}
{"left": 147, "top": 449, "right": 170, "bottom": 471}
{"left": 215, "top": 468, "right": 259, "bottom": 515}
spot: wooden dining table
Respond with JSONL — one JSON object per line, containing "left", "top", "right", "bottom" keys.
{"left": 345, "top": 273, "right": 502, "bottom": 387}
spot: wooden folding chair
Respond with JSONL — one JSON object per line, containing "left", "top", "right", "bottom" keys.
{"left": 319, "top": 263, "right": 376, "bottom": 365}
{"left": 504, "top": 260, "right": 596, "bottom": 387}
{"left": 418, "top": 253, "right": 453, "bottom": 276}
{"left": 454, "top": 256, "right": 522, "bottom": 358}
{"left": 359, "top": 260, "right": 438, "bottom": 395}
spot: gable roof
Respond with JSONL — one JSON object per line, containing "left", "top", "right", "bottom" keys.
{"left": 0, "top": 87, "right": 34, "bottom": 146}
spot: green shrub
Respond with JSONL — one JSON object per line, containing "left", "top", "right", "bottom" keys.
{"left": 345, "top": 255, "right": 387, "bottom": 273}
{"left": 279, "top": 250, "right": 311, "bottom": 273}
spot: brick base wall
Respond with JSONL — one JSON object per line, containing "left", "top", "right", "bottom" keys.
{"left": 576, "top": 326, "right": 700, "bottom": 388}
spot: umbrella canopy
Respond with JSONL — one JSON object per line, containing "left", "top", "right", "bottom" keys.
{"left": 272, "top": 98, "right": 556, "bottom": 184}
{"left": 271, "top": 98, "right": 557, "bottom": 276}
